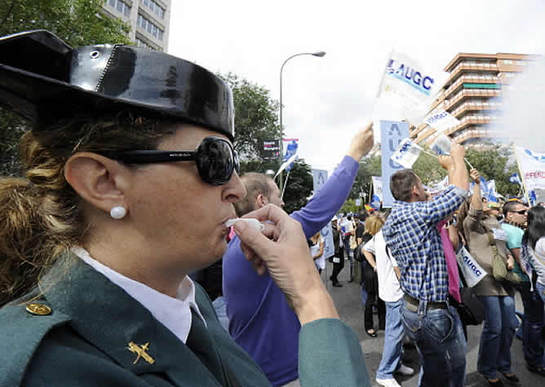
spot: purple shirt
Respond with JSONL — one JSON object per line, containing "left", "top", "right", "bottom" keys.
{"left": 222, "top": 156, "right": 359, "bottom": 386}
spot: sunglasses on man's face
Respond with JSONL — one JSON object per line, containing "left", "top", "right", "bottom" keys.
{"left": 512, "top": 209, "right": 528, "bottom": 215}
{"left": 101, "top": 136, "right": 240, "bottom": 186}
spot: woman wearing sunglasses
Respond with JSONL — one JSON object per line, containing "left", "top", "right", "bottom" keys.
{"left": 0, "top": 31, "right": 369, "bottom": 386}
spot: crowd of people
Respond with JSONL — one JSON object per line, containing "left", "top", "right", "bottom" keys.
{"left": 2, "top": 30, "right": 545, "bottom": 387}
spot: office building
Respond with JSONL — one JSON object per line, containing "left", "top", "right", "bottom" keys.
{"left": 411, "top": 53, "right": 537, "bottom": 146}
{"left": 103, "top": 0, "right": 171, "bottom": 52}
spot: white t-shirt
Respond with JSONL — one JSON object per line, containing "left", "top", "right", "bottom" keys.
{"left": 363, "top": 231, "right": 403, "bottom": 302}
{"left": 311, "top": 239, "right": 325, "bottom": 270}
{"left": 530, "top": 238, "right": 545, "bottom": 285}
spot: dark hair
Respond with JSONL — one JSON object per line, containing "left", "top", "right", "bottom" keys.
{"left": 0, "top": 112, "right": 178, "bottom": 306}
{"left": 525, "top": 206, "right": 545, "bottom": 250}
{"left": 503, "top": 200, "right": 525, "bottom": 216}
{"left": 234, "top": 173, "right": 273, "bottom": 216}
{"left": 390, "top": 169, "right": 419, "bottom": 202}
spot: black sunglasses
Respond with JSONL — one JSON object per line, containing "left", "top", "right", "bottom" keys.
{"left": 100, "top": 136, "right": 240, "bottom": 186}
{"left": 513, "top": 209, "right": 528, "bottom": 215}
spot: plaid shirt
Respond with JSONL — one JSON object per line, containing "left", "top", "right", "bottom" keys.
{"left": 382, "top": 185, "right": 468, "bottom": 302}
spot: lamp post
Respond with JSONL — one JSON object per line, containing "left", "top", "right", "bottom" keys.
{"left": 278, "top": 51, "right": 326, "bottom": 192}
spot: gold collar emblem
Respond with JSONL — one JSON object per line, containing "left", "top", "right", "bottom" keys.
{"left": 127, "top": 341, "right": 155, "bottom": 365}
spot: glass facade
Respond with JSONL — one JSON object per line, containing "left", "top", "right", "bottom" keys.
{"left": 141, "top": 0, "right": 166, "bottom": 19}
{"left": 107, "top": 0, "right": 131, "bottom": 17}
{"left": 137, "top": 13, "right": 164, "bottom": 41}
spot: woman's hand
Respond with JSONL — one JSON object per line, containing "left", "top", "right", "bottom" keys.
{"left": 506, "top": 255, "right": 515, "bottom": 271}
{"left": 233, "top": 204, "right": 339, "bottom": 325}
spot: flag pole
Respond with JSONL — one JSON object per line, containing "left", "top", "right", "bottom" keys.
{"left": 281, "top": 170, "right": 291, "bottom": 200}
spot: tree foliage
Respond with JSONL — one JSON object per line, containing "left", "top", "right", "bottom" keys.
{"left": 349, "top": 155, "right": 381, "bottom": 201}
{"left": 0, "top": 0, "right": 132, "bottom": 176}
{"left": 282, "top": 160, "right": 314, "bottom": 214}
{"left": 346, "top": 145, "right": 521, "bottom": 201}
{"left": 220, "top": 73, "right": 280, "bottom": 161}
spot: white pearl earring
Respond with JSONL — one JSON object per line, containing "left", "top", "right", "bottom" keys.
{"left": 110, "top": 206, "right": 127, "bottom": 220}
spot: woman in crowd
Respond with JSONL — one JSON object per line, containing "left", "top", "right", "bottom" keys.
{"left": 309, "top": 231, "right": 325, "bottom": 274}
{"left": 0, "top": 30, "right": 369, "bottom": 386}
{"left": 458, "top": 169, "right": 518, "bottom": 386}
{"left": 361, "top": 215, "right": 386, "bottom": 337}
{"left": 520, "top": 205, "right": 545, "bottom": 376}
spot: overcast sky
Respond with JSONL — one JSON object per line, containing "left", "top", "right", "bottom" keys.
{"left": 168, "top": 0, "right": 545, "bottom": 173}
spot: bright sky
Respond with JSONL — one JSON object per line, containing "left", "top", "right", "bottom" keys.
{"left": 168, "top": 0, "right": 545, "bottom": 173}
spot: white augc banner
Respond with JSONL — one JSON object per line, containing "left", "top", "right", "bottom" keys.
{"left": 457, "top": 246, "right": 487, "bottom": 288}
{"left": 424, "top": 109, "right": 461, "bottom": 132}
{"left": 391, "top": 138, "right": 422, "bottom": 169}
{"left": 514, "top": 146, "right": 545, "bottom": 191}
{"left": 375, "top": 50, "right": 444, "bottom": 124}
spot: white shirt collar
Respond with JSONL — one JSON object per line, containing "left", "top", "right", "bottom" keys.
{"left": 71, "top": 247, "right": 206, "bottom": 343}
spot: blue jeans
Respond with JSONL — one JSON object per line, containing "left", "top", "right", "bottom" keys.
{"left": 377, "top": 299, "right": 405, "bottom": 379}
{"left": 477, "top": 295, "right": 517, "bottom": 379}
{"left": 519, "top": 282, "right": 545, "bottom": 368}
{"left": 401, "top": 301, "right": 466, "bottom": 387}
{"left": 538, "top": 282, "right": 545, "bottom": 303}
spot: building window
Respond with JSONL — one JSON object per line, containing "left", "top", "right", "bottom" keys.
{"left": 135, "top": 37, "right": 160, "bottom": 51}
{"left": 108, "top": 0, "right": 131, "bottom": 17}
{"left": 137, "top": 14, "right": 164, "bottom": 41}
{"left": 141, "top": 0, "right": 166, "bottom": 19}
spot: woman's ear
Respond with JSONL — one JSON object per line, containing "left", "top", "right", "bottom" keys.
{"left": 64, "top": 152, "right": 129, "bottom": 215}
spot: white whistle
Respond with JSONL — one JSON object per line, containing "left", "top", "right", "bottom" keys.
{"left": 225, "top": 218, "right": 265, "bottom": 232}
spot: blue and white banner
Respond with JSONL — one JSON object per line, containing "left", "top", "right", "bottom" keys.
{"left": 311, "top": 169, "right": 335, "bottom": 259}
{"left": 470, "top": 176, "right": 499, "bottom": 202}
{"left": 424, "top": 109, "right": 461, "bottom": 132}
{"left": 509, "top": 172, "right": 522, "bottom": 185}
{"left": 375, "top": 50, "right": 444, "bottom": 124}
{"left": 391, "top": 138, "right": 422, "bottom": 169}
{"left": 430, "top": 134, "right": 453, "bottom": 155}
{"left": 514, "top": 146, "right": 545, "bottom": 191}
{"left": 457, "top": 246, "right": 487, "bottom": 287}
{"left": 282, "top": 138, "right": 299, "bottom": 172}
{"left": 371, "top": 176, "right": 383, "bottom": 209}
{"left": 381, "top": 120, "right": 410, "bottom": 207}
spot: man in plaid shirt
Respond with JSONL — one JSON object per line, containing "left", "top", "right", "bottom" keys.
{"left": 382, "top": 143, "right": 469, "bottom": 387}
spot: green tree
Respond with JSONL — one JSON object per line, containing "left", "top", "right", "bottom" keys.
{"left": 465, "top": 146, "right": 519, "bottom": 197}
{"left": 282, "top": 160, "right": 313, "bottom": 214}
{"left": 220, "top": 73, "right": 280, "bottom": 161}
{"left": 349, "top": 155, "right": 381, "bottom": 201}
{"left": 0, "top": 0, "right": 132, "bottom": 176}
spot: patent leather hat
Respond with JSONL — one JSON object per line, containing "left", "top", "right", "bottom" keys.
{"left": 0, "top": 30, "right": 234, "bottom": 140}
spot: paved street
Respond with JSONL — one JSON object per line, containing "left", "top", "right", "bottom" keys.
{"left": 322, "top": 260, "right": 544, "bottom": 387}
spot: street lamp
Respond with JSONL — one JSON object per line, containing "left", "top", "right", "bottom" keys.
{"left": 278, "top": 51, "right": 326, "bottom": 192}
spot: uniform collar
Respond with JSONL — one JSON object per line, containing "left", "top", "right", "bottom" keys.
{"left": 39, "top": 254, "right": 220, "bottom": 381}
{"left": 71, "top": 247, "right": 206, "bottom": 343}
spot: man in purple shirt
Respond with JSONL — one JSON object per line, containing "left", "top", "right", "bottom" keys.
{"left": 223, "top": 125, "right": 374, "bottom": 386}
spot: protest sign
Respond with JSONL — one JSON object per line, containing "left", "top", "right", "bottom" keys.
{"left": 381, "top": 120, "right": 409, "bottom": 207}
{"left": 375, "top": 51, "right": 443, "bottom": 127}
{"left": 514, "top": 146, "right": 545, "bottom": 191}
{"left": 430, "top": 134, "right": 453, "bottom": 155}
{"left": 391, "top": 138, "right": 422, "bottom": 168}
{"left": 424, "top": 109, "right": 461, "bottom": 132}
{"left": 457, "top": 246, "right": 487, "bottom": 288}
{"left": 371, "top": 176, "right": 383, "bottom": 209}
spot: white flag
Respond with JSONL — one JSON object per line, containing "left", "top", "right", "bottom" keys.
{"left": 424, "top": 109, "right": 461, "bottom": 132}
{"left": 390, "top": 138, "right": 422, "bottom": 169}
{"left": 514, "top": 146, "right": 545, "bottom": 191}
{"left": 274, "top": 152, "right": 298, "bottom": 178}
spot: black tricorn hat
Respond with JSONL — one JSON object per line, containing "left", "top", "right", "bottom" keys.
{"left": 0, "top": 30, "right": 235, "bottom": 140}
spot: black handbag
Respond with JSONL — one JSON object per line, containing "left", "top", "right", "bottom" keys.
{"left": 454, "top": 260, "right": 485, "bottom": 326}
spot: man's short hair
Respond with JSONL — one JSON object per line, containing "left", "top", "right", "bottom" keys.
{"left": 390, "top": 169, "right": 419, "bottom": 202}
{"left": 234, "top": 172, "right": 273, "bottom": 216}
{"left": 502, "top": 200, "right": 525, "bottom": 216}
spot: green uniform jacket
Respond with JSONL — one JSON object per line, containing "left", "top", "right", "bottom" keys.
{"left": 0, "top": 256, "right": 369, "bottom": 386}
